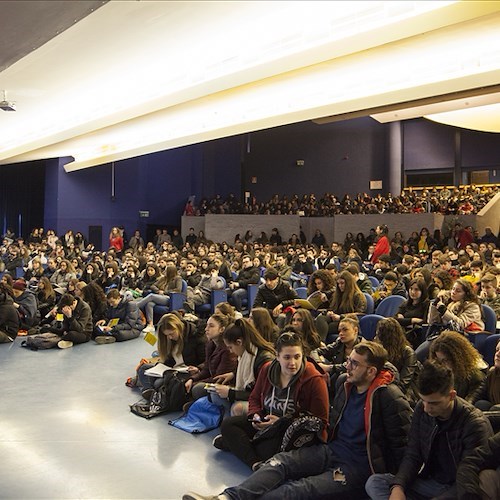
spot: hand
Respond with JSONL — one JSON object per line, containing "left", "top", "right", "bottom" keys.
{"left": 252, "top": 414, "right": 279, "bottom": 431}
{"left": 272, "top": 304, "right": 283, "bottom": 317}
{"left": 411, "top": 318, "right": 423, "bottom": 325}
{"left": 319, "top": 292, "right": 327, "bottom": 303}
{"left": 96, "top": 319, "right": 106, "bottom": 326}
{"left": 62, "top": 305, "right": 72, "bottom": 318}
{"left": 187, "top": 366, "right": 200, "bottom": 375}
{"left": 389, "top": 485, "right": 406, "bottom": 500}
{"left": 184, "top": 379, "right": 193, "bottom": 393}
{"left": 101, "top": 326, "right": 111, "bottom": 332}
{"left": 214, "top": 384, "right": 230, "bottom": 398}
{"left": 213, "top": 372, "right": 234, "bottom": 384}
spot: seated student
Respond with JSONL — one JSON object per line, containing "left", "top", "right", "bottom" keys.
{"left": 208, "top": 319, "right": 275, "bottom": 418}
{"left": 121, "top": 264, "right": 142, "bottom": 295}
{"left": 457, "top": 431, "right": 500, "bottom": 500}
{"left": 94, "top": 289, "right": 143, "bottom": 344}
{"left": 430, "top": 330, "right": 487, "bottom": 403}
{"left": 12, "top": 278, "right": 39, "bottom": 330}
{"left": 184, "top": 312, "right": 237, "bottom": 401}
{"left": 252, "top": 267, "right": 298, "bottom": 327}
{"left": 227, "top": 255, "right": 261, "bottom": 312}
{"left": 185, "top": 341, "right": 411, "bottom": 500}
{"left": 183, "top": 264, "right": 225, "bottom": 314}
{"left": 135, "top": 312, "right": 206, "bottom": 392}
{"left": 371, "top": 253, "right": 392, "bottom": 280}
{"left": 135, "top": 265, "right": 183, "bottom": 332}
{"left": 49, "top": 259, "right": 77, "bottom": 295}
{"left": 372, "top": 271, "right": 407, "bottom": 306}
{"left": 36, "top": 277, "right": 57, "bottom": 320}
{"left": 24, "top": 257, "right": 45, "bottom": 285}
{"left": 212, "top": 330, "right": 329, "bottom": 470}
{"left": 428, "top": 268, "right": 454, "bottom": 300}
{"left": 289, "top": 251, "right": 314, "bottom": 288}
{"left": 99, "top": 261, "right": 121, "bottom": 292}
{"left": 182, "top": 259, "right": 202, "bottom": 288}
{"left": 249, "top": 307, "right": 279, "bottom": 343}
{"left": 366, "top": 361, "right": 492, "bottom": 500}
{"left": 374, "top": 318, "right": 420, "bottom": 402}
{"left": 81, "top": 261, "right": 102, "bottom": 285}
{"left": 288, "top": 310, "right": 323, "bottom": 361}
{"left": 41, "top": 293, "right": 93, "bottom": 349}
{"left": 304, "top": 269, "right": 336, "bottom": 310}
{"left": 315, "top": 270, "right": 366, "bottom": 341}
{"left": 274, "top": 253, "right": 292, "bottom": 282}
{"left": 479, "top": 272, "right": 500, "bottom": 320}
{"left": 346, "top": 262, "right": 373, "bottom": 295}
{"left": 0, "top": 282, "right": 20, "bottom": 343}
{"left": 80, "top": 281, "right": 107, "bottom": 327}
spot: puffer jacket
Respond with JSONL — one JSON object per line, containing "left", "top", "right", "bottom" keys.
{"left": 392, "top": 397, "right": 493, "bottom": 497}
{"left": 253, "top": 279, "right": 298, "bottom": 311}
{"left": 105, "top": 297, "right": 144, "bottom": 341}
{"left": 331, "top": 369, "right": 412, "bottom": 474}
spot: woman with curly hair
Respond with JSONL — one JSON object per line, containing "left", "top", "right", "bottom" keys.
{"left": 430, "top": 330, "right": 486, "bottom": 402}
{"left": 428, "top": 269, "right": 453, "bottom": 300}
{"left": 315, "top": 270, "right": 366, "bottom": 342}
{"left": 375, "top": 318, "right": 420, "bottom": 400}
{"left": 249, "top": 307, "right": 279, "bottom": 343}
{"left": 305, "top": 269, "right": 335, "bottom": 312}
{"left": 81, "top": 281, "right": 108, "bottom": 326}
{"left": 289, "top": 309, "right": 323, "bottom": 359}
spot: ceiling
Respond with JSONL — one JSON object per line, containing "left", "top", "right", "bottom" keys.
{"left": 1, "top": 1, "right": 500, "bottom": 172}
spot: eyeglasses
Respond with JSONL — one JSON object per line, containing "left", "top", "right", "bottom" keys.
{"left": 343, "top": 357, "right": 370, "bottom": 369}
{"left": 278, "top": 332, "right": 301, "bottom": 342}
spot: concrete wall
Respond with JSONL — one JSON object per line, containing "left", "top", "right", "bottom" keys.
{"left": 477, "top": 192, "right": 500, "bottom": 236}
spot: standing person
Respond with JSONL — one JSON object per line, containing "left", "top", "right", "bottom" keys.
{"left": 371, "top": 224, "right": 391, "bottom": 265}
{"left": 128, "top": 230, "right": 144, "bottom": 252}
{"left": 366, "top": 361, "right": 492, "bottom": 500}
{"left": 184, "top": 341, "right": 412, "bottom": 500}
{"left": 109, "top": 227, "right": 124, "bottom": 255}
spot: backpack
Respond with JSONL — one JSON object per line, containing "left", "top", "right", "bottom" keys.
{"left": 169, "top": 396, "right": 223, "bottom": 434}
{"left": 21, "top": 332, "right": 61, "bottom": 350}
{"left": 130, "top": 370, "right": 188, "bottom": 419}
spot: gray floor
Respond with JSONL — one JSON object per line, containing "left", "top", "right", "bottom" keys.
{"left": 0, "top": 335, "right": 249, "bottom": 499}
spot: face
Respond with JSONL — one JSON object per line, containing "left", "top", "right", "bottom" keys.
{"left": 345, "top": 351, "right": 373, "bottom": 387}
{"left": 337, "top": 278, "right": 346, "bottom": 292}
{"left": 276, "top": 256, "right": 285, "bottom": 267}
{"left": 241, "top": 257, "right": 252, "bottom": 269}
{"left": 495, "top": 342, "right": 500, "bottom": 369}
{"left": 205, "top": 317, "right": 224, "bottom": 341}
{"left": 225, "top": 339, "right": 245, "bottom": 357}
{"left": 277, "top": 345, "right": 303, "bottom": 378}
{"left": 163, "top": 328, "right": 180, "bottom": 341}
{"left": 409, "top": 283, "right": 422, "bottom": 302}
{"left": 420, "top": 390, "right": 456, "bottom": 419}
{"left": 385, "top": 279, "right": 396, "bottom": 291}
{"left": 60, "top": 262, "right": 67, "bottom": 271}
{"left": 291, "top": 313, "right": 304, "bottom": 332}
{"left": 314, "top": 278, "right": 324, "bottom": 291}
{"left": 107, "top": 296, "right": 121, "bottom": 307}
{"left": 433, "top": 277, "right": 444, "bottom": 289}
{"left": 147, "top": 267, "right": 156, "bottom": 276}
{"left": 338, "top": 321, "right": 358, "bottom": 344}
{"left": 450, "top": 282, "right": 465, "bottom": 302}
{"left": 482, "top": 281, "right": 496, "bottom": 298}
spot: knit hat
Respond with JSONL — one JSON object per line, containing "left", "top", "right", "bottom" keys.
{"left": 13, "top": 279, "right": 27, "bottom": 291}
{"left": 264, "top": 268, "right": 279, "bottom": 280}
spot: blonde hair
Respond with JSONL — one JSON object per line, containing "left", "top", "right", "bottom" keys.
{"left": 157, "top": 313, "right": 185, "bottom": 361}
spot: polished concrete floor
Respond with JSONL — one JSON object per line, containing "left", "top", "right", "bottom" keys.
{"left": 0, "top": 336, "right": 249, "bottom": 499}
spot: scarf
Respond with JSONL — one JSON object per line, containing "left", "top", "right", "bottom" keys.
{"left": 235, "top": 344, "right": 257, "bottom": 391}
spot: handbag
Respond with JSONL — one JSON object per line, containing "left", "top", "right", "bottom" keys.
{"left": 169, "top": 396, "right": 223, "bottom": 433}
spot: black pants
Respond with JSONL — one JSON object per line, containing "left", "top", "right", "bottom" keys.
{"left": 221, "top": 415, "right": 284, "bottom": 468}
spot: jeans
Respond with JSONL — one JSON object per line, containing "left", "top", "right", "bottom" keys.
{"left": 229, "top": 289, "right": 248, "bottom": 312}
{"left": 365, "top": 473, "right": 450, "bottom": 500}
{"left": 208, "top": 392, "right": 232, "bottom": 417}
{"left": 135, "top": 293, "right": 170, "bottom": 323}
{"left": 224, "top": 444, "right": 368, "bottom": 500}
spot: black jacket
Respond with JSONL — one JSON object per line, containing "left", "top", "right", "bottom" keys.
{"left": 105, "top": 297, "right": 143, "bottom": 341}
{"left": 253, "top": 280, "right": 298, "bottom": 311}
{"left": 392, "top": 397, "right": 493, "bottom": 497}
{"left": 234, "top": 266, "right": 261, "bottom": 288}
{"left": 164, "top": 320, "right": 206, "bottom": 368}
{"left": 331, "top": 370, "right": 412, "bottom": 475}
{"left": 397, "top": 299, "right": 430, "bottom": 327}
{"left": 0, "top": 293, "right": 20, "bottom": 339}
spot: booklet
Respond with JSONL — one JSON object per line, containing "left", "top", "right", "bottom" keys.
{"left": 98, "top": 318, "right": 119, "bottom": 332}
{"left": 144, "top": 363, "right": 190, "bottom": 378}
{"left": 295, "top": 290, "right": 326, "bottom": 310}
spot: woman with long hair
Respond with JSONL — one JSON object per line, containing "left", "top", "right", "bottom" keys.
{"left": 428, "top": 269, "right": 454, "bottom": 300}
{"left": 209, "top": 318, "right": 275, "bottom": 417}
{"left": 36, "top": 277, "right": 57, "bottom": 319}
{"left": 374, "top": 318, "right": 419, "bottom": 399}
{"left": 249, "top": 307, "right": 279, "bottom": 343}
{"left": 49, "top": 259, "right": 77, "bottom": 294}
{"left": 136, "top": 312, "right": 206, "bottom": 392}
{"left": 215, "top": 331, "right": 329, "bottom": 469}
{"left": 81, "top": 281, "right": 108, "bottom": 326}
{"left": 109, "top": 227, "right": 124, "bottom": 255}
{"left": 289, "top": 310, "right": 323, "bottom": 359}
{"left": 315, "top": 270, "right": 366, "bottom": 341}
{"left": 135, "top": 265, "right": 183, "bottom": 332}
{"left": 430, "top": 330, "right": 486, "bottom": 402}
{"left": 305, "top": 269, "right": 336, "bottom": 311}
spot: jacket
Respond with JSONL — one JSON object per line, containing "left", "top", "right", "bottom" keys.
{"left": 392, "top": 397, "right": 493, "bottom": 496}
{"left": 105, "top": 297, "right": 143, "bottom": 341}
{"left": 191, "top": 340, "right": 237, "bottom": 383}
{"left": 330, "top": 369, "right": 412, "bottom": 474}
{"left": 397, "top": 299, "right": 430, "bottom": 328}
{"left": 164, "top": 320, "right": 206, "bottom": 368}
{"left": 63, "top": 297, "right": 93, "bottom": 339}
{"left": 253, "top": 280, "right": 298, "bottom": 311}
{"left": 234, "top": 266, "right": 261, "bottom": 289}
{"left": 456, "top": 431, "right": 500, "bottom": 499}
{"left": 248, "top": 360, "right": 329, "bottom": 441}
{"left": 15, "top": 290, "right": 39, "bottom": 327}
{"left": 371, "top": 235, "right": 390, "bottom": 263}
{"left": 428, "top": 299, "right": 484, "bottom": 332}
{"left": 0, "top": 293, "right": 20, "bottom": 339}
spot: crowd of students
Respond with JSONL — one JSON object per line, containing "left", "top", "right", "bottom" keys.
{"left": 185, "top": 184, "right": 499, "bottom": 217}
{"left": 1, "top": 218, "right": 500, "bottom": 499}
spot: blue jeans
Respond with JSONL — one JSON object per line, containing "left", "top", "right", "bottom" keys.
{"left": 224, "top": 444, "right": 368, "bottom": 500}
{"left": 229, "top": 288, "right": 247, "bottom": 312}
{"left": 136, "top": 293, "right": 170, "bottom": 323}
{"left": 365, "top": 473, "right": 450, "bottom": 500}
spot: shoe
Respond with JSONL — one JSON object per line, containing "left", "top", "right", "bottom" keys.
{"left": 182, "top": 493, "right": 222, "bottom": 500}
{"left": 212, "top": 434, "right": 229, "bottom": 451}
{"left": 142, "top": 325, "right": 155, "bottom": 333}
{"left": 95, "top": 335, "right": 116, "bottom": 345}
{"left": 252, "top": 460, "right": 264, "bottom": 472}
{"left": 58, "top": 340, "right": 73, "bottom": 349}
{"left": 182, "top": 401, "right": 193, "bottom": 413}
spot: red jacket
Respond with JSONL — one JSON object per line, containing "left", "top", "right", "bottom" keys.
{"left": 248, "top": 360, "right": 329, "bottom": 440}
{"left": 371, "top": 235, "right": 390, "bottom": 263}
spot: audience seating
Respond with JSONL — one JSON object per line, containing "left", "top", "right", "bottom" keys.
{"left": 359, "top": 314, "right": 384, "bottom": 340}
{"left": 470, "top": 304, "right": 498, "bottom": 351}
{"left": 478, "top": 334, "right": 500, "bottom": 367}
{"left": 295, "top": 287, "right": 308, "bottom": 299}
{"left": 196, "top": 277, "right": 227, "bottom": 316}
{"left": 363, "top": 293, "right": 375, "bottom": 315}
{"left": 153, "top": 279, "right": 188, "bottom": 321}
{"left": 375, "top": 295, "right": 406, "bottom": 317}
{"left": 368, "top": 276, "right": 380, "bottom": 290}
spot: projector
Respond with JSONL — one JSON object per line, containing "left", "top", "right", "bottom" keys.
{"left": 0, "top": 100, "right": 16, "bottom": 111}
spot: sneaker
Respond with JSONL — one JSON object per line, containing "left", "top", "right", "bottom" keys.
{"left": 142, "top": 325, "right": 155, "bottom": 334}
{"left": 252, "top": 460, "right": 264, "bottom": 472}
{"left": 212, "top": 434, "right": 229, "bottom": 451}
{"left": 95, "top": 335, "right": 116, "bottom": 345}
{"left": 58, "top": 340, "right": 73, "bottom": 349}
{"left": 182, "top": 401, "right": 193, "bottom": 413}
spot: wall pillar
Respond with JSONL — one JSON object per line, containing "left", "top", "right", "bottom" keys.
{"left": 388, "top": 121, "right": 402, "bottom": 195}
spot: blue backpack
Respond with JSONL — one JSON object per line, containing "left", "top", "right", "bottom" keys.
{"left": 169, "top": 396, "right": 223, "bottom": 434}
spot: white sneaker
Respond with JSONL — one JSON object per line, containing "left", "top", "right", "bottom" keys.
{"left": 142, "top": 325, "right": 155, "bottom": 334}
{"left": 58, "top": 340, "right": 73, "bottom": 349}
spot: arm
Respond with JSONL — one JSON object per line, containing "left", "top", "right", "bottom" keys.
{"left": 398, "top": 347, "right": 419, "bottom": 393}
{"left": 248, "top": 363, "right": 270, "bottom": 416}
{"left": 442, "top": 302, "right": 483, "bottom": 331}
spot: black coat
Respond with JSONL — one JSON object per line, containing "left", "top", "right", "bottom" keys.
{"left": 253, "top": 280, "right": 298, "bottom": 311}
{"left": 164, "top": 320, "right": 206, "bottom": 368}
{"left": 0, "top": 294, "right": 20, "bottom": 339}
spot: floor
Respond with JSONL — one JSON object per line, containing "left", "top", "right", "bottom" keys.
{"left": 0, "top": 335, "right": 249, "bottom": 499}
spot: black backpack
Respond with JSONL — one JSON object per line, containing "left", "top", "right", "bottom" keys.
{"left": 130, "top": 370, "right": 189, "bottom": 419}
{"left": 21, "top": 332, "right": 61, "bottom": 350}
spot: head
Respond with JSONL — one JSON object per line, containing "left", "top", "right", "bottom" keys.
{"left": 374, "top": 318, "right": 409, "bottom": 368}
{"left": 408, "top": 278, "right": 428, "bottom": 304}
{"left": 205, "top": 312, "right": 230, "bottom": 342}
{"left": 345, "top": 341, "right": 388, "bottom": 389}
{"left": 274, "top": 330, "right": 305, "bottom": 379}
{"left": 223, "top": 318, "right": 275, "bottom": 358}
{"left": 433, "top": 270, "right": 453, "bottom": 290}
{"left": 417, "top": 361, "right": 456, "bottom": 419}
{"left": 337, "top": 316, "right": 360, "bottom": 345}
{"left": 157, "top": 313, "right": 185, "bottom": 360}
{"left": 241, "top": 254, "right": 253, "bottom": 269}
{"left": 309, "top": 269, "right": 335, "bottom": 294}
{"left": 481, "top": 273, "right": 497, "bottom": 298}
{"left": 249, "top": 307, "right": 279, "bottom": 343}
{"left": 12, "top": 278, "right": 27, "bottom": 297}
{"left": 263, "top": 268, "right": 279, "bottom": 290}
{"left": 450, "top": 279, "right": 478, "bottom": 304}
{"left": 58, "top": 293, "right": 77, "bottom": 310}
